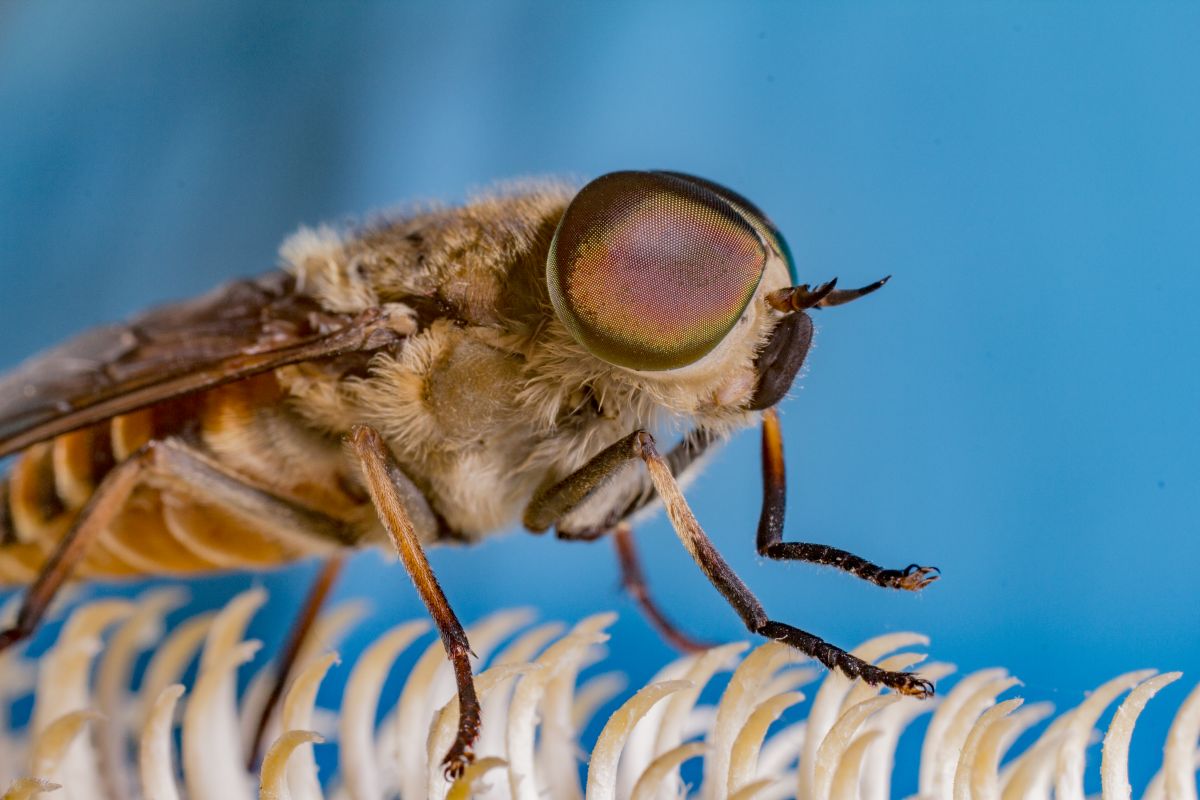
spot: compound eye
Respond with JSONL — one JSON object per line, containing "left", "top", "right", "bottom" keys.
{"left": 655, "top": 170, "right": 800, "bottom": 285}
{"left": 547, "top": 171, "right": 768, "bottom": 371}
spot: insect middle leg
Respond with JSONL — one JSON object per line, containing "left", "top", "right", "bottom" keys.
{"left": 0, "top": 437, "right": 359, "bottom": 654}
{"left": 247, "top": 554, "right": 346, "bottom": 769}
{"left": 526, "top": 430, "right": 715, "bottom": 652}
{"left": 349, "top": 424, "right": 479, "bottom": 779}
{"left": 758, "top": 407, "right": 939, "bottom": 591}
{"left": 524, "top": 429, "right": 933, "bottom": 697}
{"left": 612, "top": 522, "right": 714, "bottom": 653}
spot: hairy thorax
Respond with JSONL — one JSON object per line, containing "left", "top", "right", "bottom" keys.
{"left": 273, "top": 182, "right": 792, "bottom": 542}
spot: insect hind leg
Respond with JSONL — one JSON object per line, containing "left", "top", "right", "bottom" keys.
{"left": 0, "top": 441, "right": 150, "bottom": 653}
{"left": 757, "top": 407, "right": 939, "bottom": 592}
{"left": 0, "top": 436, "right": 361, "bottom": 655}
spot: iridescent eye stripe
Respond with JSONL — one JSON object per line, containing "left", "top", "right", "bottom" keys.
{"left": 548, "top": 172, "right": 768, "bottom": 371}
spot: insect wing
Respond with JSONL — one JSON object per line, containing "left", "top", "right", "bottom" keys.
{"left": 0, "top": 272, "right": 399, "bottom": 458}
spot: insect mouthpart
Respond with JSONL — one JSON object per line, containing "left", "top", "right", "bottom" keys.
{"left": 748, "top": 275, "right": 891, "bottom": 410}
{"left": 747, "top": 310, "right": 814, "bottom": 411}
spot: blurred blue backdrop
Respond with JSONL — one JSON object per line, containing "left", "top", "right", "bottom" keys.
{"left": 1, "top": 2, "right": 1198, "bottom": 795}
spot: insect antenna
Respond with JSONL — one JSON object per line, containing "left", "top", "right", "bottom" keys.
{"left": 766, "top": 278, "right": 838, "bottom": 311}
{"left": 767, "top": 274, "right": 891, "bottom": 312}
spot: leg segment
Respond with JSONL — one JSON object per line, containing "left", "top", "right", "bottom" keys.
{"left": 247, "top": 554, "right": 345, "bottom": 769}
{"left": 614, "top": 428, "right": 716, "bottom": 524}
{"left": 521, "top": 428, "right": 932, "bottom": 697}
{"left": 757, "top": 407, "right": 938, "bottom": 591}
{"left": 0, "top": 477, "right": 14, "bottom": 546}
{"left": 349, "top": 424, "right": 479, "bottom": 779}
{"left": 635, "top": 430, "right": 932, "bottom": 697}
{"left": 0, "top": 437, "right": 359, "bottom": 654}
{"left": 0, "top": 446, "right": 146, "bottom": 652}
{"left": 152, "top": 438, "right": 360, "bottom": 551}
{"left": 524, "top": 428, "right": 716, "bottom": 539}
{"left": 525, "top": 432, "right": 716, "bottom": 650}
{"left": 612, "top": 522, "right": 714, "bottom": 653}
{"left": 524, "top": 431, "right": 648, "bottom": 535}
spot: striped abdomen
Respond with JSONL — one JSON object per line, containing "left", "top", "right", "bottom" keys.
{"left": 0, "top": 374, "right": 361, "bottom": 587}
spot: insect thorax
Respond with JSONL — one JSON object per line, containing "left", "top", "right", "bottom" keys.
{"left": 276, "top": 182, "right": 787, "bottom": 541}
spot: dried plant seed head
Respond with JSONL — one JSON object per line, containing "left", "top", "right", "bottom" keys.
{"left": 547, "top": 171, "right": 771, "bottom": 371}
{"left": 5, "top": 592, "right": 1193, "bottom": 799}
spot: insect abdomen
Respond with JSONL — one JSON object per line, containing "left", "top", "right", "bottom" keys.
{"left": 0, "top": 378, "right": 340, "bottom": 587}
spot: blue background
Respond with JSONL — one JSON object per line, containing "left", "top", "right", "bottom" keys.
{"left": 2, "top": 2, "right": 1198, "bottom": 795}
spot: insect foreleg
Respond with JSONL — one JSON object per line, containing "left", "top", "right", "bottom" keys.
{"left": 349, "top": 424, "right": 479, "bottom": 780}
{"left": 757, "top": 407, "right": 939, "bottom": 591}
{"left": 523, "top": 427, "right": 933, "bottom": 695}
{"left": 522, "top": 431, "right": 648, "bottom": 536}
{"left": 609, "top": 428, "right": 716, "bottom": 527}
{"left": 522, "top": 432, "right": 715, "bottom": 651}
{"left": 523, "top": 428, "right": 716, "bottom": 540}
{"left": 635, "top": 429, "right": 933, "bottom": 697}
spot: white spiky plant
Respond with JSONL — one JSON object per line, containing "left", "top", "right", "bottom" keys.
{"left": 0, "top": 589, "right": 1197, "bottom": 800}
